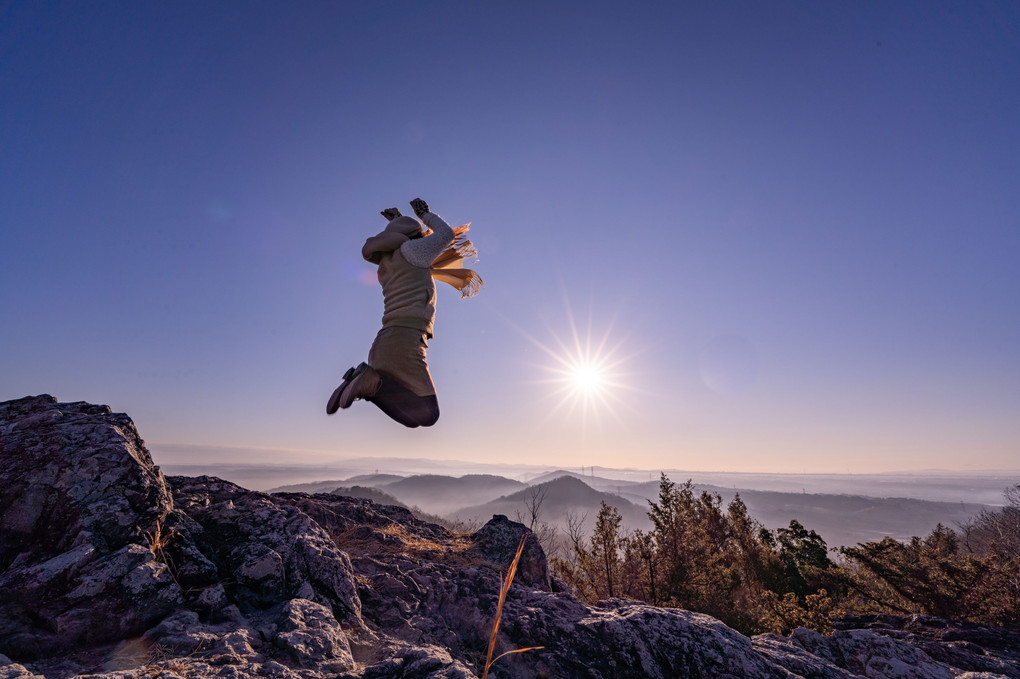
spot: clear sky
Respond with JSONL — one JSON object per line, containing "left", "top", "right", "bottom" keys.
{"left": 2, "top": 1, "right": 1018, "bottom": 473}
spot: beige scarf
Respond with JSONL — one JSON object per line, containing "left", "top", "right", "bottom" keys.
{"left": 430, "top": 224, "right": 484, "bottom": 298}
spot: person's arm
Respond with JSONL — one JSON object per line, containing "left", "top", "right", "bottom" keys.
{"left": 400, "top": 198, "right": 454, "bottom": 268}
{"left": 363, "top": 232, "right": 408, "bottom": 263}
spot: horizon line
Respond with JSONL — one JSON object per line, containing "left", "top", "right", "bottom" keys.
{"left": 151, "top": 446, "right": 1020, "bottom": 477}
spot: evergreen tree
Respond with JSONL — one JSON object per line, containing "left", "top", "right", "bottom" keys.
{"left": 841, "top": 524, "right": 982, "bottom": 619}
{"left": 590, "top": 501, "right": 624, "bottom": 598}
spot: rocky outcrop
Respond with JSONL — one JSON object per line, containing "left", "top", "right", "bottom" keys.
{"left": 2, "top": 395, "right": 1019, "bottom": 679}
{"left": 754, "top": 618, "right": 1020, "bottom": 679}
{"left": 0, "top": 396, "right": 180, "bottom": 659}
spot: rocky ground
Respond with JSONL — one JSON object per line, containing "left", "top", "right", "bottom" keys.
{"left": 2, "top": 395, "right": 1019, "bottom": 679}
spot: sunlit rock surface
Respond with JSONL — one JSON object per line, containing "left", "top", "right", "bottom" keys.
{"left": 2, "top": 395, "right": 1019, "bottom": 678}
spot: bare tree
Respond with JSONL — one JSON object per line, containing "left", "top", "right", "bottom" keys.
{"left": 963, "top": 484, "right": 1020, "bottom": 559}
{"left": 513, "top": 485, "right": 560, "bottom": 559}
{"left": 519, "top": 485, "right": 549, "bottom": 530}
{"left": 565, "top": 510, "right": 588, "bottom": 564}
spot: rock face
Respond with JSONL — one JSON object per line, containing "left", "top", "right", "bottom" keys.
{"left": 0, "top": 396, "right": 180, "bottom": 660}
{"left": 2, "top": 395, "right": 1019, "bottom": 679}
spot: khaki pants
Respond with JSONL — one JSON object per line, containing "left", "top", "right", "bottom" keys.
{"left": 367, "top": 326, "right": 436, "bottom": 397}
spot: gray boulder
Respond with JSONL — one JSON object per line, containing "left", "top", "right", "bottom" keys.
{"left": 0, "top": 395, "right": 180, "bottom": 658}
{"left": 469, "top": 514, "right": 550, "bottom": 591}
{"left": 167, "top": 476, "right": 365, "bottom": 627}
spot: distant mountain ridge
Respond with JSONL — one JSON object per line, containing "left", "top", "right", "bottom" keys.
{"left": 163, "top": 457, "right": 1016, "bottom": 505}
{"left": 355, "top": 472, "right": 993, "bottom": 549}
{"left": 615, "top": 480, "right": 989, "bottom": 547}
{"left": 381, "top": 473, "right": 528, "bottom": 516}
{"left": 527, "top": 468, "right": 645, "bottom": 488}
{"left": 269, "top": 478, "right": 355, "bottom": 494}
{"left": 450, "top": 475, "right": 650, "bottom": 529}
{"left": 326, "top": 485, "right": 409, "bottom": 509}
{"left": 230, "top": 469, "right": 1002, "bottom": 549}
{"left": 343, "top": 473, "right": 405, "bottom": 486}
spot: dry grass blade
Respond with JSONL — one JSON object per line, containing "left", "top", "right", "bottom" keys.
{"left": 490, "top": 646, "right": 545, "bottom": 664}
{"left": 144, "top": 520, "right": 180, "bottom": 581}
{"left": 482, "top": 534, "right": 544, "bottom": 679}
{"left": 144, "top": 520, "right": 177, "bottom": 556}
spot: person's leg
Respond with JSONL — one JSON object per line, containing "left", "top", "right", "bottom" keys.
{"left": 367, "top": 373, "right": 440, "bottom": 427}
{"left": 364, "top": 326, "right": 440, "bottom": 427}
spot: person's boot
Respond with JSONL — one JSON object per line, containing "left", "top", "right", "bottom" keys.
{"left": 327, "top": 365, "right": 360, "bottom": 414}
{"left": 337, "top": 362, "right": 381, "bottom": 410}
{"left": 327, "top": 363, "right": 380, "bottom": 414}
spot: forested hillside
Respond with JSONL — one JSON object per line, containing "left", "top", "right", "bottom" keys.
{"left": 553, "top": 474, "right": 1020, "bottom": 635}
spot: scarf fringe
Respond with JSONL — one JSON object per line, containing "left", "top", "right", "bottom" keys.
{"left": 432, "top": 268, "right": 484, "bottom": 298}
{"left": 431, "top": 223, "right": 484, "bottom": 298}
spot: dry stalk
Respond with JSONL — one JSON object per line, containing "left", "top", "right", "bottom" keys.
{"left": 145, "top": 520, "right": 177, "bottom": 556}
{"left": 144, "top": 520, "right": 180, "bottom": 582}
{"left": 482, "top": 534, "right": 543, "bottom": 679}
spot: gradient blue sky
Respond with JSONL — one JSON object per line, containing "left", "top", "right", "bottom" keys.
{"left": 3, "top": 1, "right": 1018, "bottom": 473}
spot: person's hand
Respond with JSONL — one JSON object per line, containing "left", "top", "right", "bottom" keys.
{"left": 380, "top": 207, "right": 402, "bottom": 221}
{"left": 410, "top": 198, "right": 430, "bottom": 219}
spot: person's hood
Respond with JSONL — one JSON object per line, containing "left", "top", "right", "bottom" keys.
{"left": 383, "top": 215, "right": 424, "bottom": 238}
{"left": 362, "top": 216, "right": 422, "bottom": 264}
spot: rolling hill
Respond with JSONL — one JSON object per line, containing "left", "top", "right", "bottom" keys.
{"left": 272, "top": 470, "right": 994, "bottom": 549}
{"left": 379, "top": 474, "right": 528, "bottom": 516}
{"left": 449, "top": 475, "right": 649, "bottom": 531}
{"left": 326, "top": 485, "right": 410, "bottom": 509}
{"left": 269, "top": 479, "right": 356, "bottom": 494}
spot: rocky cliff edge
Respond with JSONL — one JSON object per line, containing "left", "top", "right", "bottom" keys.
{"left": 1, "top": 395, "right": 1018, "bottom": 679}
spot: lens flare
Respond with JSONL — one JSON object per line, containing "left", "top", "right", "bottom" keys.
{"left": 514, "top": 301, "right": 639, "bottom": 430}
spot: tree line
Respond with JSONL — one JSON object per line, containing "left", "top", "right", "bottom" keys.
{"left": 550, "top": 474, "right": 1020, "bottom": 635}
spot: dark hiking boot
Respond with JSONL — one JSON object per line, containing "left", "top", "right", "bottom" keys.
{"left": 337, "top": 362, "right": 381, "bottom": 409}
{"left": 327, "top": 364, "right": 361, "bottom": 415}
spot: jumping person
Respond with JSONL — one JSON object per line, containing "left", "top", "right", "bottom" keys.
{"left": 326, "top": 198, "right": 481, "bottom": 427}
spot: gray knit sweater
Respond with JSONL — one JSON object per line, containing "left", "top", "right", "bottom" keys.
{"left": 400, "top": 212, "right": 454, "bottom": 268}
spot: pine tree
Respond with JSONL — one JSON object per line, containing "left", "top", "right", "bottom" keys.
{"left": 590, "top": 501, "right": 624, "bottom": 598}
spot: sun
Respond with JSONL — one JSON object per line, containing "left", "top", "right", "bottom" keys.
{"left": 571, "top": 363, "right": 603, "bottom": 393}
{"left": 558, "top": 353, "right": 611, "bottom": 400}
{"left": 513, "top": 301, "right": 638, "bottom": 428}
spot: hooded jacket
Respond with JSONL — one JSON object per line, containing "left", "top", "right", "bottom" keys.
{"left": 362, "top": 214, "right": 454, "bottom": 338}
